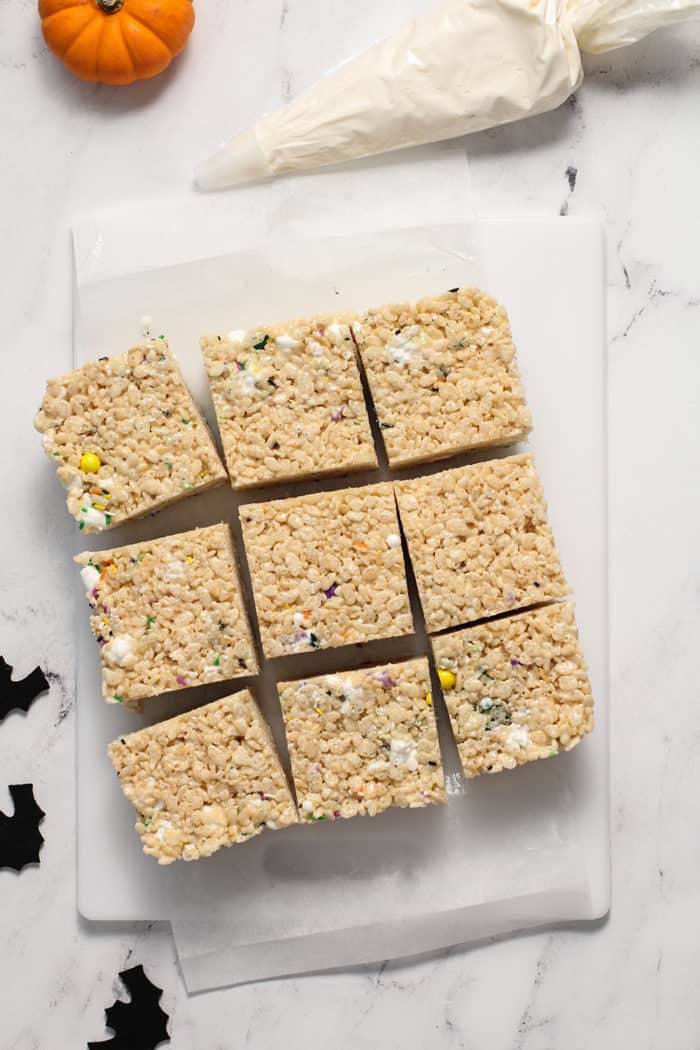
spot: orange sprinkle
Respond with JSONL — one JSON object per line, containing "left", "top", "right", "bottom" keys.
{"left": 89, "top": 487, "right": 103, "bottom": 495}
{"left": 303, "top": 609, "right": 311, "bottom": 617}
{"left": 352, "top": 541, "right": 368, "bottom": 552}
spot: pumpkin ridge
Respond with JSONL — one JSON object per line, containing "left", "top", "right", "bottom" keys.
{"left": 46, "top": 10, "right": 98, "bottom": 60}
{"left": 123, "top": 9, "right": 173, "bottom": 50}
{"left": 114, "top": 12, "right": 136, "bottom": 69}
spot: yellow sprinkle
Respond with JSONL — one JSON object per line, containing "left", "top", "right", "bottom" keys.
{"left": 93, "top": 503, "right": 106, "bottom": 511}
{"left": 315, "top": 706, "right": 324, "bottom": 716}
{"left": 104, "top": 493, "right": 112, "bottom": 500}
{"left": 110, "top": 564, "right": 117, "bottom": 572}
{"left": 425, "top": 691, "right": 432, "bottom": 706}
{"left": 437, "top": 668, "right": 457, "bottom": 690}
{"left": 284, "top": 602, "right": 290, "bottom": 609}
{"left": 80, "top": 452, "right": 101, "bottom": 474}
{"left": 186, "top": 555, "right": 194, "bottom": 563}
{"left": 199, "top": 471, "right": 206, "bottom": 478}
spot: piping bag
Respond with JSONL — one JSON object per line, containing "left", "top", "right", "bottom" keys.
{"left": 196, "top": 0, "right": 700, "bottom": 191}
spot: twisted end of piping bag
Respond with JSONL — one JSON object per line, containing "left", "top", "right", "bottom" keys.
{"left": 195, "top": 128, "right": 271, "bottom": 191}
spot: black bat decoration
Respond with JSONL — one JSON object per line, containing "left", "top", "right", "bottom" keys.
{"left": 0, "top": 784, "right": 45, "bottom": 871}
{"left": 88, "top": 965, "right": 170, "bottom": 1050}
{"left": 0, "top": 657, "right": 49, "bottom": 722}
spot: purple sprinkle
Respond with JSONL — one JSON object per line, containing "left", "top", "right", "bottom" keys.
{"left": 510, "top": 658, "right": 521, "bottom": 667}
{"left": 317, "top": 326, "right": 325, "bottom": 336}
{"left": 505, "top": 593, "right": 516, "bottom": 607}
{"left": 236, "top": 360, "right": 244, "bottom": 371}
{"left": 176, "top": 675, "right": 187, "bottom": 686}
{"left": 293, "top": 630, "right": 307, "bottom": 642}
{"left": 374, "top": 670, "right": 397, "bottom": 689}
{"left": 91, "top": 588, "right": 99, "bottom": 599}
{"left": 130, "top": 557, "right": 137, "bottom": 564}
{"left": 331, "top": 406, "right": 345, "bottom": 422}
{"left": 97, "top": 638, "right": 106, "bottom": 647}
{"left": 102, "top": 605, "right": 109, "bottom": 615}
{"left": 260, "top": 793, "right": 270, "bottom": 801}
{"left": 323, "top": 583, "right": 338, "bottom": 599}
{"left": 333, "top": 810, "right": 341, "bottom": 818}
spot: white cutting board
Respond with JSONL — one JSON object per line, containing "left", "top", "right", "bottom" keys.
{"left": 73, "top": 217, "right": 608, "bottom": 924}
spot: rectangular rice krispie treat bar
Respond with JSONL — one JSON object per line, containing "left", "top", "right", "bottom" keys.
{"left": 202, "top": 315, "right": 377, "bottom": 488}
{"left": 278, "top": 658, "right": 446, "bottom": 821}
{"left": 352, "top": 287, "right": 531, "bottom": 468}
{"left": 240, "top": 483, "right": 413, "bottom": 658}
{"left": 432, "top": 602, "right": 593, "bottom": 777}
{"left": 395, "top": 453, "right": 569, "bottom": 633}
{"left": 34, "top": 341, "right": 226, "bottom": 532}
{"left": 108, "top": 690, "right": 298, "bottom": 864}
{"left": 75, "top": 523, "right": 258, "bottom": 706}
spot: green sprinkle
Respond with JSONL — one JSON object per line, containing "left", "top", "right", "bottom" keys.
{"left": 253, "top": 334, "right": 269, "bottom": 350}
{"left": 52, "top": 451, "right": 60, "bottom": 457}
{"left": 165, "top": 461, "right": 173, "bottom": 471}
{"left": 181, "top": 418, "right": 190, "bottom": 425}
{"left": 79, "top": 522, "right": 85, "bottom": 530}
{"left": 213, "top": 656, "right": 221, "bottom": 666}
{"left": 146, "top": 616, "right": 154, "bottom": 628}
{"left": 105, "top": 514, "right": 112, "bottom": 525}
{"left": 158, "top": 334, "right": 165, "bottom": 340}
{"left": 143, "top": 819, "right": 151, "bottom": 828}
{"left": 181, "top": 482, "right": 193, "bottom": 490}
{"left": 549, "top": 748, "right": 559, "bottom": 757}
{"left": 379, "top": 422, "right": 394, "bottom": 430}
{"left": 240, "top": 360, "right": 247, "bottom": 370}
{"left": 114, "top": 696, "right": 123, "bottom": 703}
{"left": 308, "top": 632, "right": 321, "bottom": 649}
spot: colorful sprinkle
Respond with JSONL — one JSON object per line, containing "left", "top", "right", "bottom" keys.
{"left": 425, "top": 691, "right": 432, "bottom": 706}
{"left": 510, "top": 658, "right": 521, "bottom": 667}
{"left": 352, "top": 541, "right": 368, "bottom": 552}
{"left": 379, "top": 422, "right": 394, "bottom": 430}
{"left": 146, "top": 616, "right": 154, "bottom": 628}
{"left": 176, "top": 675, "right": 187, "bottom": 686}
{"left": 308, "top": 632, "right": 321, "bottom": 649}
{"left": 253, "top": 334, "right": 269, "bottom": 350}
{"left": 314, "top": 706, "right": 325, "bottom": 716}
{"left": 181, "top": 418, "right": 190, "bottom": 425}
{"left": 80, "top": 452, "right": 101, "bottom": 473}
{"left": 374, "top": 670, "right": 396, "bottom": 689}
{"left": 437, "top": 668, "right": 457, "bottom": 690}
{"left": 331, "top": 406, "right": 345, "bottom": 422}
{"left": 213, "top": 656, "right": 220, "bottom": 666}
{"left": 114, "top": 696, "right": 123, "bottom": 703}
{"left": 323, "top": 583, "right": 338, "bottom": 599}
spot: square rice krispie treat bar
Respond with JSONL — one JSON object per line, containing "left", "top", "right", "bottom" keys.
{"left": 108, "top": 690, "right": 298, "bottom": 864}
{"left": 352, "top": 287, "right": 531, "bottom": 467}
{"left": 395, "top": 453, "right": 569, "bottom": 633}
{"left": 34, "top": 341, "right": 226, "bottom": 532}
{"left": 202, "top": 315, "right": 377, "bottom": 488}
{"left": 240, "top": 483, "right": 413, "bottom": 658}
{"left": 432, "top": 602, "right": 594, "bottom": 777}
{"left": 75, "top": 523, "right": 258, "bottom": 706}
{"left": 278, "top": 658, "right": 445, "bottom": 820}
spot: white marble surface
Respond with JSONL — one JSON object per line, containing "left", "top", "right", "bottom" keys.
{"left": 1, "top": 2, "right": 699, "bottom": 1046}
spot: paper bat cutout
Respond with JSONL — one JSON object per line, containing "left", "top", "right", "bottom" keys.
{"left": 0, "top": 784, "right": 45, "bottom": 871}
{"left": 0, "top": 657, "right": 49, "bottom": 722}
{"left": 88, "top": 965, "right": 170, "bottom": 1050}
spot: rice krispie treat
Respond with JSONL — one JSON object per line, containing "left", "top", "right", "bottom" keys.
{"left": 240, "top": 483, "right": 413, "bottom": 658}
{"left": 108, "top": 690, "right": 298, "bottom": 864}
{"left": 34, "top": 341, "right": 226, "bottom": 532}
{"left": 395, "top": 453, "right": 569, "bottom": 632}
{"left": 202, "top": 315, "right": 377, "bottom": 488}
{"left": 75, "top": 523, "right": 257, "bottom": 706}
{"left": 352, "top": 287, "right": 531, "bottom": 467}
{"left": 278, "top": 658, "right": 445, "bottom": 820}
{"left": 432, "top": 602, "right": 593, "bottom": 777}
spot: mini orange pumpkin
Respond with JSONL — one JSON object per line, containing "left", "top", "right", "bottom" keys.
{"left": 39, "top": 0, "right": 195, "bottom": 86}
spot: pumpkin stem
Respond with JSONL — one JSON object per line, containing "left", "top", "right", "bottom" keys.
{"left": 97, "top": 0, "right": 124, "bottom": 12}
